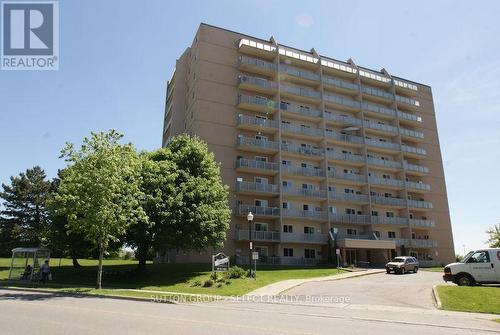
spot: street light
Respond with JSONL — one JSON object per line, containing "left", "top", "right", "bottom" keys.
{"left": 247, "top": 212, "right": 254, "bottom": 275}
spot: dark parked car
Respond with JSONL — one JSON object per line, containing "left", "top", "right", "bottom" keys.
{"left": 385, "top": 256, "right": 419, "bottom": 274}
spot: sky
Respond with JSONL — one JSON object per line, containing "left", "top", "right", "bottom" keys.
{"left": 1, "top": 0, "right": 499, "bottom": 255}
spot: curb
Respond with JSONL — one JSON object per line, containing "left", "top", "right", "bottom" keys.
{"left": 432, "top": 285, "right": 442, "bottom": 309}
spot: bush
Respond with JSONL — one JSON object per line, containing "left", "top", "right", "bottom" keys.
{"left": 190, "top": 279, "right": 202, "bottom": 287}
{"left": 224, "top": 266, "right": 247, "bottom": 279}
{"left": 210, "top": 272, "right": 218, "bottom": 281}
{"left": 202, "top": 279, "right": 214, "bottom": 287}
{"left": 215, "top": 282, "right": 223, "bottom": 288}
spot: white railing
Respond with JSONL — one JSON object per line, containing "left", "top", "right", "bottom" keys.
{"left": 236, "top": 229, "right": 280, "bottom": 241}
{"left": 239, "top": 55, "right": 277, "bottom": 72}
{"left": 280, "top": 102, "right": 322, "bottom": 118}
{"left": 238, "top": 94, "right": 278, "bottom": 109}
{"left": 235, "top": 159, "right": 280, "bottom": 172}
{"left": 235, "top": 181, "right": 279, "bottom": 194}
{"left": 282, "top": 187, "right": 327, "bottom": 199}
{"left": 329, "top": 192, "right": 369, "bottom": 203}
{"left": 282, "top": 209, "right": 328, "bottom": 220}
{"left": 281, "top": 165, "right": 326, "bottom": 178}
{"left": 235, "top": 205, "right": 280, "bottom": 217}
{"left": 237, "top": 114, "right": 278, "bottom": 128}
{"left": 237, "top": 136, "right": 279, "bottom": 150}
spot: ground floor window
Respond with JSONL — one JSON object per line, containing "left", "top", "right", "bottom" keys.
{"left": 255, "top": 246, "right": 268, "bottom": 257}
{"left": 304, "top": 249, "right": 316, "bottom": 259}
{"left": 283, "top": 248, "right": 294, "bottom": 257}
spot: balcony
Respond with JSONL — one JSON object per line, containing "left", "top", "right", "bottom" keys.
{"left": 401, "top": 144, "right": 427, "bottom": 157}
{"left": 359, "top": 68, "right": 392, "bottom": 86}
{"left": 235, "top": 229, "right": 280, "bottom": 242}
{"left": 399, "top": 127, "right": 424, "bottom": 140}
{"left": 361, "top": 85, "right": 394, "bottom": 102}
{"left": 281, "top": 84, "right": 321, "bottom": 103}
{"left": 361, "top": 102, "right": 396, "bottom": 119}
{"left": 282, "top": 165, "right": 326, "bottom": 178}
{"left": 280, "top": 123, "right": 323, "bottom": 139}
{"left": 394, "top": 79, "right": 418, "bottom": 92}
{"left": 237, "top": 94, "right": 278, "bottom": 113}
{"left": 282, "top": 209, "right": 328, "bottom": 221}
{"left": 371, "top": 195, "right": 406, "bottom": 207}
{"left": 239, "top": 55, "right": 277, "bottom": 76}
{"left": 237, "top": 114, "right": 278, "bottom": 132}
{"left": 282, "top": 187, "right": 327, "bottom": 200}
{"left": 326, "top": 130, "right": 364, "bottom": 146}
{"left": 398, "top": 110, "right": 422, "bottom": 124}
{"left": 406, "top": 181, "right": 431, "bottom": 192}
{"left": 322, "top": 76, "right": 359, "bottom": 93}
{"left": 396, "top": 94, "right": 420, "bottom": 110}
{"left": 238, "top": 39, "right": 277, "bottom": 58}
{"left": 281, "top": 143, "right": 324, "bottom": 159}
{"left": 324, "top": 113, "right": 363, "bottom": 127}
{"left": 331, "top": 213, "right": 371, "bottom": 225}
{"left": 364, "top": 120, "right": 398, "bottom": 135}
{"left": 235, "top": 181, "right": 279, "bottom": 195}
{"left": 238, "top": 75, "right": 278, "bottom": 94}
{"left": 412, "top": 239, "right": 438, "bottom": 248}
{"left": 280, "top": 102, "right": 322, "bottom": 120}
{"left": 324, "top": 93, "right": 361, "bottom": 111}
{"left": 409, "top": 218, "right": 435, "bottom": 228}
{"left": 326, "top": 151, "right": 365, "bottom": 165}
{"left": 407, "top": 199, "right": 433, "bottom": 209}
{"left": 235, "top": 158, "right": 279, "bottom": 175}
{"left": 365, "top": 138, "right": 401, "bottom": 152}
{"left": 371, "top": 216, "right": 408, "bottom": 226}
{"left": 369, "top": 176, "right": 405, "bottom": 189}
{"left": 237, "top": 136, "right": 279, "bottom": 153}
{"left": 321, "top": 58, "right": 357, "bottom": 77}
{"left": 367, "top": 157, "right": 402, "bottom": 170}
{"left": 328, "top": 170, "right": 367, "bottom": 184}
{"left": 329, "top": 192, "right": 369, "bottom": 204}
{"left": 234, "top": 204, "right": 280, "bottom": 218}
{"left": 280, "top": 64, "right": 320, "bottom": 83}
{"left": 281, "top": 232, "right": 328, "bottom": 244}
{"left": 404, "top": 162, "right": 429, "bottom": 174}
{"left": 392, "top": 238, "right": 410, "bottom": 247}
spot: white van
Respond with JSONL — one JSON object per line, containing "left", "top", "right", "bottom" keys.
{"left": 443, "top": 248, "right": 500, "bottom": 286}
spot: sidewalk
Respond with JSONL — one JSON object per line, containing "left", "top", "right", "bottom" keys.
{"left": 247, "top": 268, "right": 385, "bottom": 296}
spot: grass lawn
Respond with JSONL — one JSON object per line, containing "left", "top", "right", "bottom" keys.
{"left": 0, "top": 258, "right": 345, "bottom": 297}
{"left": 436, "top": 285, "right": 500, "bottom": 314}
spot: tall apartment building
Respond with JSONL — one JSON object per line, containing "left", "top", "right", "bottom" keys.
{"left": 162, "top": 23, "right": 455, "bottom": 267}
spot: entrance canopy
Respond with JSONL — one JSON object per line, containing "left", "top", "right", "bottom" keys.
{"left": 337, "top": 238, "right": 395, "bottom": 250}
{"left": 9, "top": 247, "right": 51, "bottom": 281}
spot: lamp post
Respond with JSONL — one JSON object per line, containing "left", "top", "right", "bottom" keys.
{"left": 247, "top": 212, "right": 254, "bottom": 276}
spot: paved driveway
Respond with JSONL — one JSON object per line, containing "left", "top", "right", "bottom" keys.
{"left": 284, "top": 270, "right": 450, "bottom": 309}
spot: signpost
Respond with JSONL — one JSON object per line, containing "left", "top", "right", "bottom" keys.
{"left": 252, "top": 252, "right": 259, "bottom": 280}
{"left": 212, "top": 252, "right": 230, "bottom": 273}
{"left": 336, "top": 248, "right": 341, "bottom": 273}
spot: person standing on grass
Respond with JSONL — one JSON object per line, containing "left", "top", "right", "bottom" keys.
{"left": 40, "top": 260, "right": 51, "bottom": 283}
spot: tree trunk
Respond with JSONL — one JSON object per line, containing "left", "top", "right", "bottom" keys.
{"left": 96, "top": 244, "right": 104, "bottom": 289}
{"left": 72, "top": 258, "right": 81, "bottom": 268}
{"left": 137, "top": 244, "right": 148, "bottom": 270}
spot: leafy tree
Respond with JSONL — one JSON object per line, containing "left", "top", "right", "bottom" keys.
{"left": 486, "top": 224, "right": 500, "bottom": 248}
{"left": 154, "top": 135, "right": 231, "bottom": 257}
{"left": 0, "top": 166, "right": 52, "bottom": 255}
{"left": 51, "top": 130, "right": 145, "bottom": 288}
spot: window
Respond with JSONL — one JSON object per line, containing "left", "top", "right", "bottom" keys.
{"left": 255, "top": 156, "right": 267, "bottom": 162}
{"left": 467, "top": 251, "right": 490, "bottom": 263}
{"left": 255, "top": 134, "right": 267, "bottom": 141}
{"left": 382, "top": 174, "right": 391, "bottom": 179}
{"left": 282, "top": 180, "right": 292, "bottom": 187}
{"left": 303, "top": 204, "right": 311, "bottom": 211}
{"left": 255, "top": 115, "right": 267, "bottom": 120}
{"left": 255, "top": 177, "right": 268, "bottom": 184}
{"left": 328, "top": 186, "right": 336, "bottom": 192}
{"left": 372, "top": 210, "right": 379, "bottom": 216}
{"left": 329, "top": 206, "right": 336, "bottom": 214}
{"left": 344, "top": 188, "right": 354, "bottom": 194}
{"left": 388, "top": 231, "right": 396, "bottom": 238}
{"left": 282, "top": 160, "right": 292, "bottom": 166}
{"left": 283, "top": 225, "right": 293, "bottom": 233}
{"left": 254, "top": 223, "right": 268, "bottom": 231}
{"left": 304, "top": 249, "right": 316, "bottom": 259}
{"left": 386, "top": 212, "right": 394, "bottom": 218}
{"left": 284, "top": 248, "right": 294, "bottom": 257}
{"left": 255, "top": 199, "right": 268, "bottom": 207}
{"left": 374, "top": 231, "right": 381, "bottom": 238}
{"left": 282, "top": 202, "right": 290, "bottom": 209}
{"left": 255, "top": 246, "right": 268, "bottom": 257}
{"left": 304, "top": 227, "right": 315, "bottom": 234}
{"left": 347, "top": 229, "right": 357, "bottom": 235}
{"left": 345, "top": 208, "right": 356, "bottom": 215}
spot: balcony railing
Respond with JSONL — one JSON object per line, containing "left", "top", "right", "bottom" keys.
{"left": 324, "top": 93, "right": 361, "bottom": 109}
{"left": 239, "top": 75, "right": 277, "bottom": 90}
{"left": 364, "top": 121, "right": 398, "bottom": 134}
{"left": 282, "top": 209, "right": 328, "bottom": 220}
{"left": 367, "top": 157, "right": 402, "bottom": 169}
{"left": 412, "top": 239, "right": 438, "bottom": 248}
{"left": 322, "top": 76, "right": 359, "bottom": 91}
{"left": 393, "top": 238, "right": 410, "bottom": 246}
{"left": 280, "top": 102, "right": 322, "bottom": 118}
{"left": 239, "top": 38, "right": 276, "bottom": 53}
{"left": 282, "top": 187, "right": 327, "bottom": 199}
{"left": 404, "top": 162, "right": 429, "bottom": 174}
{"left": 237, "top": 114, "right": 278, "bottom": 129}
{"left": 399, "top": 127, "right": 424, "bottom": 139}
{"left": 236, "top": 229, "right": 280, "bottom": 242}
{"left": 235, "top": 158, "right": 279, "bottom": 172}
{"left": 371, "top": 216, "right": 408, "bottom": 225}
{"left": 407, "top": 199, "right": 433, "bottom": 209}
{"left": 409, "top": 218, "right": 435, "bottom": 228}
{"left": 281, "top": 232, "right": 328, "bottom": 244}
{"left": 235, "top": 205, "right": 280, "bottom": 217}
{"left": 328, "top": 170, "right": 367, "bottom": 183}
{"left": 371, "top": 195, "right": 406, "bottom": 207}
{"left": 361, "top": 86, "right": 394, "bottom": 101}
{"left": 329, "top": 192, "right": 369, "bottom": 203}
{"left": 336, "top": 233, "right": 376, "bottom": 240}
{"left": 281, "top": 123, "right": 323, "bottom": 137}
{"left": 280, "top": 64, "right": 320, "bottom": 81}
{"left": 327, "top": 151, "right": 365, "bottom": 163}
{"left": 361, "top": 102, "right": 396, "bottom": 118}
{"left": 281, "top": 165, "right": 326, "bottom": 178}
{"left": 237, "top": 136, "right": 279, "bottom": 151}
{"left": 365, "top": 138, "right": 400, "bottom": 151}
{"left": 369, "top": 177, "right": 405, "bottom": 188}
{"left": 235, "top": 181, "right": 279, "bottom": 194}
{"left": 401, "top": 144, "right": 427, "bottom": 156}
{"left": 331, "top": 213, "right": 371, "bottom": 225}
{"left": 238, "top": 95, "right": 278, "bottom": 110}
{"left": 281, "top": 85, "right": 321, "bottom": 99}
{"left": 239, "top": 55, "right": 277, "bottom": 72}
{"left": 325, "top": 113, "right": 363, "bottom": 126}
{"left": 281, "top": 143, "right": 324, "bottom": 157}
{"left": 236, "top": 256, "right": 320, "bottom": 266}
{"left": 406, "top": 181, "right": 431, "bottom": 191}
{"left": 396, "top": 94, "right": 420, "bottom": 107}
{"left": 398, "top": 110, "right": 422, "bottom": 123}
{"left": 326, "top": 130, "right": 364, "bottom": 145}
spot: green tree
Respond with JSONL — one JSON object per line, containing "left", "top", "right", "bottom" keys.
{"left": 154, "top": 135, "right": 231, "bottom": 257}
{"left": 486, "top": 224, "right": 500, "bottom": 248}
{"left": 0, "top": 166, "right": 52, "bottom": 255}
{"left": 51, "top": 130, "right": 145, "bottom": 288}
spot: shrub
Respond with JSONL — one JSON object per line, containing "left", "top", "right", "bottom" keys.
{"left": 215, "top": 282, "right": 223, "bottom": 288}
{"left": 224, "top": 266, "right": 247, "bottom": 279}
{"left": 202, "top": 279, "right": 214, "bottom": 287}
{"left": 210, "top": 272, "right": 218, "bottom": 281}
{"left": 190, "top": 279, "right": 202, "bottom": 287}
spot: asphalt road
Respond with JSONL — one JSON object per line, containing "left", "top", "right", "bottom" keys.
{"left": 1, "top": 285, "right": 499, "bottom": 335}
{"left": 285, "top": 269, "right": 449, "bottom": 309}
